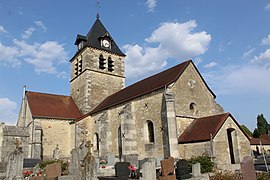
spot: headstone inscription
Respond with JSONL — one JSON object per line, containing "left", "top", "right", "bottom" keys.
{"left": 240, "top": 156, "right": 256, "bottom": 180}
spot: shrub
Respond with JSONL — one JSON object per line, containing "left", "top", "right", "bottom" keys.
{"left": 187, "top": 155, "right": 214, "bottom": 173}
{"left": 256, "top": 172, "right": 270, "bottom": 180}
{"left": 210, "top": 171, "right": 242, "bottom": 180}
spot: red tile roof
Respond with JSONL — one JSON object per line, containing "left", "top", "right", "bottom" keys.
{"left": 26, "top": 91, "right": 82, "bottom": 120}
{"left": 178, "top": 113, "right": 249, "bottom": 144}
{"left": 250, "top": 135, "right": 270, "bottom": 145}
{"left": 88, "top": 60, "right": 215, "bottom": 116}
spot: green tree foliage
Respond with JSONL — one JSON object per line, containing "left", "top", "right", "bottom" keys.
{"left": 252, "top": 114, "right": 269, "bottom": 138}
{"left": 187, "top": 155, "right": 214, "bottom": 173}
{"left": 253, "top": 128, "right": 261, "bottom": 138}
{"left": 257, "top": 114, "right": 269, "bottom": 135}
{"left": 240, "top": 125, "right": 253, "bottom": 137}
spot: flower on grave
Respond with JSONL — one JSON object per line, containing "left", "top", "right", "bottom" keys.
{"left": 23, "top": 170, "right": 33, "bottom": 177}
{"left": 100, "top": 160, "right": 107, "bottom": 165}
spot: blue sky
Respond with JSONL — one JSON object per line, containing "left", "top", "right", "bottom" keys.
{"left": 0, "top": 0, "right": 270, "bottom": 132}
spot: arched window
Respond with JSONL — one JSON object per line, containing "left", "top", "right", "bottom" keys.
{"left": 94, "top": 133, "right": 99, "bottom": 151}
{"left": 146, "top": 120, "right": 155, "bottom": 143}
{"left": 189, "top": 102, "right": 197, "bottom": 115}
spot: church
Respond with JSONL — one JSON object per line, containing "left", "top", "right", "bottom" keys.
{"left": 11, "top": 16, "right": 251, "bottom": 171}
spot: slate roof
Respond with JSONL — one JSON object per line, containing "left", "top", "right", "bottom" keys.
{"left": 87, "top": 60, "right": 215, "bottom": 117}
{"left": 178, "top": 113, "right": 249, "bottom": 144}
{"left": 74, "top": 17, "right": 125, "bottom": 57}
{"left": 250, "top": 135, "right": 270, "bottom": 145}
{"left": 26, "top": 91, "right": 82, "bottom": 120}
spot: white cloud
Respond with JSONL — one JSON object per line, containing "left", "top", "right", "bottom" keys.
{"left": 0, "top": 39, "right": 69, "bottom": 76}
{"left": 21, "top": 27, "right": 36, "bottom": 39}
{"left": 0, "top": 43, "right": 21, "bottom": 67}
{"left": 204, "top": 62, "right": 217, "bottom": 68}
{"left": 262, "top": 34, "right": 270, "bottom": 45}
{"left": 35, "top": 21, "right": 47, "bottom": 32}
{"left": 145, "top": 0, "right": 157, "bottom": 12}
{"left": 23, "top": 41, "right": 68, "bottom": 74}
{"left": 124, "top": 20, "right": 211, "bottom": 82}
{"left": 251, "top": 48, "right": 270, "bottom": 66}
{"left": 265, "top": 3, "right": 270, "bottom": 11}
{"left": 0, "top": 98, "right": 17, "bottom": 125}
{"left": 204, "top": 49, "right": 270, "bottom": 96}
{"left": 242, "top": 48, "right": 255, "bottom": 59}
{"left": 0, "top": 25, "right": 7, "bottom": 33}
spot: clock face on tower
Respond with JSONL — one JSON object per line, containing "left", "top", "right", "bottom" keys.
{"left": 102, "top": 39, "right": 110, "bottom": 48}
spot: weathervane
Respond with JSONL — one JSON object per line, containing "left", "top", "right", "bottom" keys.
{"left": 96, "top": 1, "right": 101, "bottom": 18}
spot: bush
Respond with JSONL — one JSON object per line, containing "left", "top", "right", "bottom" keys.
{"left": 187, "top": 155, "right": 214, "bottom": 173}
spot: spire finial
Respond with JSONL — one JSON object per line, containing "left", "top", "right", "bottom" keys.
{"left": 96, "top": 1, "right": 101, "bottom": 19}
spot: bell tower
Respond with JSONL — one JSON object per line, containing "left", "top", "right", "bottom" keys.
{"left": 70, "top": 15, "right": 126, "bottom": 114}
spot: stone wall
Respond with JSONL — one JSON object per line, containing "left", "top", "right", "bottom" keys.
{"left": 178, "top": 141, "right": 211, "bottom": 159}
{"left": 213, "top": 116, "right": 251, "bottom": 171}
{"left": 36, "top": 119, "right": 73, "bottom": 159}
{"left": 172, "top": 63, "right": 223, "bottom": 119}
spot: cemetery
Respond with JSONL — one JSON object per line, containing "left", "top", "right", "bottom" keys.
{"left": 0, "top": 139, "right": 270, "bottom": 179}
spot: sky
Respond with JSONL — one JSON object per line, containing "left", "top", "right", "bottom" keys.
{"left": 0, "top": 0, "right": 270, "bottom": 131}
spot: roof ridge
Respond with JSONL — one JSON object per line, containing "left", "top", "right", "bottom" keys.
{"left": 26, "top": 91, "right": 70, "bottom": 98}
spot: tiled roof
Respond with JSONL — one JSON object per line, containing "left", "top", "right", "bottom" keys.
{"left": 26, "top": 91, "right": 82, "bottom": 120}
{"left": 88, "top": 60, "right": 191, "bottom": 115}
{"left": 250, "top": 135, "right": 270, "bottom": 145}
{"left": 178, "top": 113, "right": 245, "bottom": 144}
{"left": 88, "top": 60, "right": 215, "bottom": 116}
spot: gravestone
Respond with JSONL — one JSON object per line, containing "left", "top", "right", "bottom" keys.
{"left": 106, "top": 154, "right": 115, "bottom": 166}
{"left": 160, "top": 157, "right": 176, "bottom": 180}
{"left": 45, "top": 162, "right": 62, "bottom": 178}
{"left": 192, "top": 163, "right": 201, "bottom": 177}
{"left": 68, "top": 148, "right": 81, "bottom": 177}
{"left": 53, "top": 144, "right": 60, "bottom": 160}
{"left": 6, "top": 140, "right": 24, "bottom": 180}
{"left": 115, "top": 162, "right": 130, "bottom": 179}
{"left": 156, "top": 156, "right": 163, "bottom": 167}
{"left": 175, "top": 159, "right": 191, "bottom": 180}
{"left": 240, "top": 156, "right": 256, "bottom": 180}
{"left": 82, "top": 141, "right": 97, "bottom": 180}
{"left": 140, "top": 158, "right": 156, "bottom": 180}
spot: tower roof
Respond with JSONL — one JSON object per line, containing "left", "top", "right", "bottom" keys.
{"left": 75, "top": 17, "right": 125, "bottom": 56}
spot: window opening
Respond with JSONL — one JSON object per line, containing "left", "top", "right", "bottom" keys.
{"left": 99, "top": 54, "right": 106, "bottom": 69}
{"left": 108, "top": 56, "right": 114, "bottom": 72}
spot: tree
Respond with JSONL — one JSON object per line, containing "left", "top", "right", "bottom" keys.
{"left": 257, "top": 114, "right": 269, "bottom": 135}
{"left": 241, "top": 125, "right": 253, "bottom": 137}
{"left": 253, "top": 128, "right": 261, "bottom": 138}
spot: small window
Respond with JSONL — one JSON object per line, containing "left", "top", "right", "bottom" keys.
{"left": 99, "top": 54, "right": 106, "bottom": 69}
{"left": 189, "top": 102, "right": 197, "bottom": 115}
{"left": 146, "top": 120, "right": 154, "bottom": 143}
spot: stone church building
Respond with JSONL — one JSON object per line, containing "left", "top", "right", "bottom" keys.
{"left": 10, "top": 16, "right": 251, "bottom": 171}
